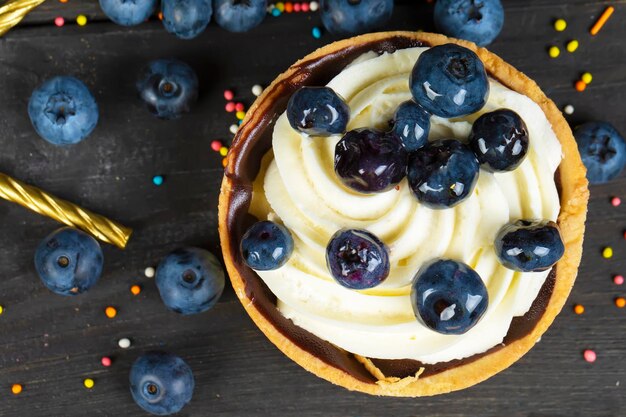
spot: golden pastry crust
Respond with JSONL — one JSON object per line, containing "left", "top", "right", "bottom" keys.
{"left": 218, "top": 31, "right": 589, "bottom": 397}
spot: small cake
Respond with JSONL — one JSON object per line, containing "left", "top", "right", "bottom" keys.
{"left": 218, "top": 32, "right": 589, "bottom": 396}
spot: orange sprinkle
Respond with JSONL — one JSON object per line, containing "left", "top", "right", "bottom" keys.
{"left": 158, "top": 12, "right": 163, "bottom": 20}
{"left": 616, "top": 297, "right": 626, "bottom": 308}
{"left": 11, "top": 384, "right": 22, "bottom": 395}
{"left": 590, "top": 6, "right": 614, "bottom": 35}
{"left": 574, "top": 304, "right": 585, "bottom": 314}
{"left": 130, "top": 285, "right": 141, "bottom": 296}
{"left": 575, "top": 80, "right": 586, "bottom": 92}
{"left": 105, "top": 306, "right": 117, "bottom": 318}
{"left": 222, "top": 157, "right": 228, "bottom": 168}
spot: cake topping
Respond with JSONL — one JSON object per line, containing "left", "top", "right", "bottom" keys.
{"left": 390, "top": 100, "right": 431, "bottom": 152}
{"left": 469, "top": 109, "right": 530, "bottom": 172}
{"left": 326, "top": 229, "right": 390, "bottom": 290}
{"left": 407, "top": 139, "right": 479, "bottom": 209}
{"left": 411, "top": 259, "right": 488, "bottom": 335}
{"left": 286, "top": 86, "right": 350, "bottom": 136}
{"left": 494, "top": 220, "right": 564, "bottom": 272}
{"left": 409, "top": 44, "right": 489, "bottom": 118}
{"left": 334, "top": 128, "right": 408, "bottom": 193}
{"left": 241, "top": 221, "right": 294, "bottom": 271}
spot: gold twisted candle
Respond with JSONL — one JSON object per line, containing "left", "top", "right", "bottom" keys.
{"left": 0, "top": 0, "right": 47, "bottom": 37}
{"left": 0, "top": 172, "right": 132, "bottom": 249}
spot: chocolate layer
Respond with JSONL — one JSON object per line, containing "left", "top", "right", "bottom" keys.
{"left": 225, "top": 35, "right": 558, "bottom": 383}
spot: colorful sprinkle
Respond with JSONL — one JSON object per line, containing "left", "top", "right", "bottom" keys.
{"left": 54, "top": 16, "right": 65, "bottom": 27}
{"left": 152, "top": 175, "right": 164, "bottom": 186}
{"left": 271, "top": 8, "right": 281, "bottom": 17}
{"left": 548, "top": 46, "right": 560, "bottom": 58}
{"left": 101, "top": 356, "right": 112, "bottom": 367}
{"left": 211, "top": 140, "right": 223, "bottom": 151}
{"left": 611, "top": 196, "right": 621, "bottom": 207}
{"left": 144, "top": 267, "right": 155, "bottom": 278}
{"left": 285, "top": 2, "right": 293, "bottom": 13}
{"left": 616, "top": 297, "right": 626, "bottom": 308}
{"left": 11, "top": 384, "right": 22, "bottom": 395}
{"left": 293, "top": 3, "right": 301, "bottom": 12}
{"left": 76, "top": 15, "right": 88, "bottom": 26}
{"left": 223, "top": 90, "right": 234, "bottom": 101}
{"left": 309, "top": 1, "right": 319, "bottom": 12}
{"left": 583, "top": 349, "right": 597, "bottom": 363}
{"left": 573, "top": 304, "right": 585, "bottom": 315}
{"left": 130, "top": 285, "right": 141, "bottom": 295}
{"left": 590, "top": 6, "right": 614, "bottom": 36}
{"left": 575, "top": 80, "right": 586, "bottom": 92}
{"left": 602, "top": 246, "right": 613, "bottom": 259}
{"left": 222, "top": 157, "right": 228, "bottom": 167}
{"left": 83, "top": 378, "right": 95, "bottom": 389}
{"left": 566, "top": 39, "right": 579, "bottom": 53}
{"left": 235, "top": 102, "right": 245, "bottom": 112}
{"left": 614, "top": 275, "right": 624, "bottom": 285}
{"left": 229, "top": 124, "right": 239, "bottom": 134}
{"left": 312, "top": 26, "right": 322, "bottom": 39}
{"left": 219, "top": 147, "right": 229, "bottom": 157}
{"left": 276, "top": 2, "right": 285, "bottom": 12}
{"left": 0, "top": 305, "right": 3, "bottom": 315}
{"left": 236, "top": 111, "right": 246, "bottom": 120}
{"left": 118, "top": 338, "right": 131, "bottom": 349}
{"left": 105, "top": 306, "right": 117, "bottom": 319}
{"left": 581, "top": 72, "right": 593, "bottom": 84}
{"left": 252, "top": 84, "right": 263, "bottom": 97}
{"left": 302, "top": 2, "right": 310, "bottom": 12}
{"left": 158, "top": 11, "right": 163, "bottom": 20}
{"left": 554, "top": 18, "right": 567, "bottom": 32}
{"left": 563, "top": 104, "right": 575, "bottom": 115}
{"left": 225, "top": 102, "right": 236, "bottom": 112}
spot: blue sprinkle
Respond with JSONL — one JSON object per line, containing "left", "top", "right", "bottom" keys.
{"left": 271, "top": 8, "right": 281, "bottom": 17}
{"left": 152, "top": 175, "right": 164, "bottom": 186}
{"left": 312, "top": 27, "right": 322, "bottom": 39}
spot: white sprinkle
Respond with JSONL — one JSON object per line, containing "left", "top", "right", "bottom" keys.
{"left": 118, "top": 338, "right": 131, "bottom": 349}
{"left": 144, "top": 267, "right": 155, "bottom": 278}
{"left": 229, "top": 124, "right": 239, "bottom": 134}
{"left": 564, "top": 104, "right": 574, "bottom": 115}
{"left": 251, "top": 84, "right": 263, "bottom": 97}
{"left": 309, "top": 1, "right": 319, "bottom": 11}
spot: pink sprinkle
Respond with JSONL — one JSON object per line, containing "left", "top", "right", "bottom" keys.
{"left": 583, "top": 349, "right": 596, "bottom": 363}
{"left": 611, "top": 196, "right": 621, "bottom": 207}
{"left": 101, "top": 356, "right": 112, "bottom": 367}
{"left": 223, "top": 90, "right": 234, "bottom": 101}
{"left": 225, "top": 102, "right": 236, "bottom": 112}
{"left": 211, "top": 140, "right": 223, "bottom": 151}
{"left": 235, "top": 102, "right": 245, "bottom": 112}
{"left": 54, "top": 16, "right": 65, "bottom": 27}
{"left": 294, "top": 3, "right": 301, "bottom": 12}
{"left": 614, "top": 275, "right": 624, "bottom": 285}
{"left": 301, "top": 2, "right": 310, "bottom": 12}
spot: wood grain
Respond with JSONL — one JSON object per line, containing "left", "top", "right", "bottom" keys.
{"left": 0, "top": 1, "right": 624, "bottom": 416}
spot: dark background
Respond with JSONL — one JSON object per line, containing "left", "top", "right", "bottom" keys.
{"left": 0, "top": 1, "right": 624, "bottom": 416}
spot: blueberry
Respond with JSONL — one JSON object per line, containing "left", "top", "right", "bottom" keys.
{"left": 130, "top": 352, "right": 194, "bottom": 416}
{"left": 326, "top": 229, "right": 389, "bottom": 290}
{"left": 136, "top": 59, "right": 199, "bottom": 120}
{"left": 99, "top": 0, "right": 157, "bottom": 26}
{"left": 320, "top": 0, "right": 393, "bottom": 36}
{"left": 407, "top": 139, "right": 479, "bottom": 209}
{"left": 213, "top": 0, "right": 266, "bottom": 33}
{"left": 28, "top": 76, "right": 98, "bottom": 146}
{"left": 391, "top": 100, "right": 431, "bottom": 152}
{"left": 162, "top": 0, "right": 212, "bottom": 39}
{"left": 286, "top": 86, "right": 350, "bottom": 136}
{"left": 409, "top": 44, "right": 489, "bottom": 118}
{"left": 495, "top": 219, "right": 564, "bottom": 272}
{"left": 468, "top": 109, "right": 529, "bottom": 172}
{"left": 411, "top": 258, "right": 488, "bottom": 335}
{"left": 334, "top": 128, "right": 408, "bottom": 193}
{"left": 155, "top": 248, "right": 225, "bottom": 315}
{"left": 574, "top": 122, "right": 626, "bottom": 184}
{"left": 34, "top": 227, "right": 104, "bottom": 296}
{"left": 241, "top": 221, "right": 294, "bottom": 271}
{"left": 434, "top": 0, "right": 504, "bottom": 46}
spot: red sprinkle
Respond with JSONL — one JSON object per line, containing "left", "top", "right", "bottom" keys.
{"left": 211, "top": 140, "right": 223, "bottom": 151}
{"left": 611, "top": 196, "right": 621, "bottom": 207}
{"left": 225, "top": 102, "right": 236, "bottom": 112}
{"left": 223, "top": 90, "right": 234, "bottom": 101}
{"left": 614, "top": 275, "right": 624, "bottom": 285}
{"left": 54, "top": 16, "right": 65, "bottom": 27}
{"left": 235, "top": 102, "right": 245, "bottom": 112}
{"left": 101, "top": 356, "right": 112, "bottom": 367}
{"left": 583, "top": 349, "right": 597, "bottom": 363}
{"left": 294, "top": 3, "right": 301, "bottom": 12}
{"left": 301, "top": 2, "right": 310, "bottom": 12}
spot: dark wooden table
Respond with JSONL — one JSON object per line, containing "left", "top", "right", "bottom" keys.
{"left": 0, "top": 1, "right": 624, "bottom": 416}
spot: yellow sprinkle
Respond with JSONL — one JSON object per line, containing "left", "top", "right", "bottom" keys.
{"left": 219, "top": 147, "right": 229, "bottom": 157}
{"left": 83, "top": 378, "right": 95, "bottom": 389}
{"left": 105, "top": 306, "right": 117, "bottom": 318}
{"left": 566, "top": 39, "right": 579, "bottom": 53}
{"left": 235, "top": 111, "right": 245, "bottom": 120}
{"left": 0, "top": 305, "right": 4, "bottom": 315}
{"left": 602, "top": 246, "right": 613, "bottom": 259}
{"left": 548, "top": 46, "right": 560, "bottom": 58}
{"left": 581, "top": 72, "right": 593, "bottom": 84}
{"left": 554, "top": 19, "right": 567, "bottom": 31}
{"left": 276, "top": 2, "right": 285, "bottom": 12}
{"left": 76, "top": 15, "right": 87, "bottom": 26}
{"left": 11, "top": 384, "right": 22, "bottom": 395}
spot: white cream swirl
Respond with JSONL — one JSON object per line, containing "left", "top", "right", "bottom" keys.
{"left": 249, "top": 47, "right": 562, "bottom": 363}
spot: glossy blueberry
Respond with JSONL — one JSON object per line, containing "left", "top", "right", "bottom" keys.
{"left": 28, "top": 76, "right": 98, "bottom": 146}
{"left": 574, "top": 122, "right": 626, "bottom": 184}
{"left": 411, "top": 258, "right": 488, "bottom": 335}
{"left": 214, "top": 0, "right": 266, "bottom": 33}
{"left": 391, "top": 100, "right": 431, "bottom": 152}
{"left": 407, "top": 139, "right": 479, "bottom": 209}
{"left": 495, "top": 219, "right": 564, "bottom": 272}
{"left": 334, "top": 128, "right": 408, "bottom": 193}
{"left": 469, "top": 109, "right": 529, "bottom": 172}
{"left": 286, "top": 86, "right": 350, "bottom": 136}
{"left": 136, "top": 59, "right": 199, "bottom": 120}
{"left": 155, "top": 248, "right": 225, "bottom": 315}
{"left": 130, "top": 352, "right": 194, "bottom": 415}
{"left": 241, "top": 221, "right": 294, "bottom": 271}
{"left": 410, "top": 44, "right": 489, "bottom": 118}
{"left": 99, "top": 0, "right": 157, "bottom": 26}
{"left": 434, "top": 0, "right": 504, "bottom": 46}
{"left": 326, "top": 229, "right": 389, "bottom": 290}
{"left": 320, "top": 0, "right": 393, "bottom": 36}
{"left": 34, "top": 227, "right": 104, "bottom": 296}
{"left": 162, "top": 0, "right": 212, "bottom": 39}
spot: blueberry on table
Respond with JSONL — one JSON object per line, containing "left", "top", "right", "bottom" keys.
{"left": 434, "top": 0, "right": 504, "bottom": 46}
{"left": 241, "top": 221, "right": 294, "bottom": 271}
{"left": 99, "top": 0, "right": 158, "bottom": 26}
{"left": 391, "top": 100, "right": 431, "bottom": 152}
{"left": 136, "top": 59, "right": 199, "bottom": 120}
{"left": 469, "top": 109, "right": 529, "bottom": 172}
{"left": 407, "top": 139, "right": 479, "bottom": 209}
{"left": 286, "top": 86, "right": 350, "bottom": 136}
{"left": 411, "top": 258, "right": 488, "bottom": 335}
{"left": 213, "top": 0, "right": 267, "bottom": 33}
{"left": 574, "top": 122, "right": 626, "bottom": 184}
{"left": 409, "top": 44, "right": 489, "bottom": 118}
{"left": 162, "top": 0, "right": 212, "bottom": 40}
{"left": 34, "top": 227, "right": 104, "bottom": 296}
{"left": 495, "top": 219, "right": 564, "bottom": 272}
{"left": 320, "top": 0, "right": 394, "bottom": 36}
{"left": 28, "top": 76, "right": 98, "bottom": 146}
{"left": 334, "top": 128, "right": 408, "bottom": 193}
{"left": 130, "top": 352, "right": 194, "bottom": 416}
{"left": 155, "top": 248, "right": 225, "bottom": 315}
{"left": 326, "top": 229, "right": 390, "bottom": 290}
